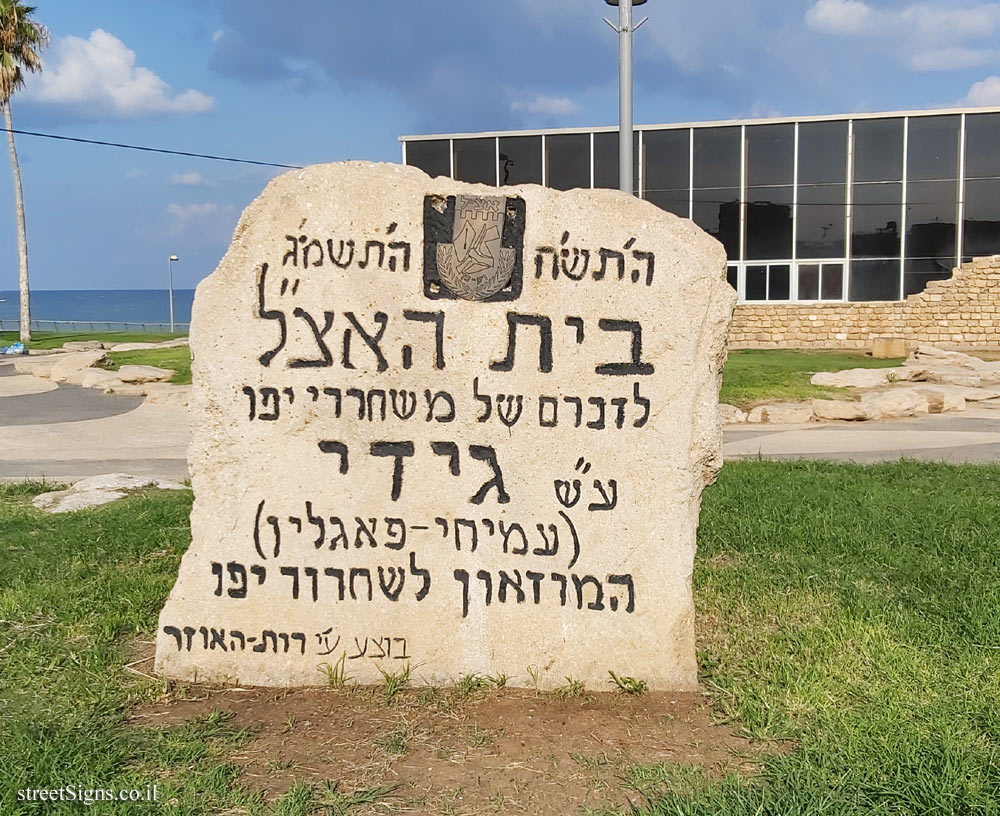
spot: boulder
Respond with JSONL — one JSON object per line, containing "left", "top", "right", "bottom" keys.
{"left": 80, "top": 369, "right": 127, "bottom": 389}
{"left": 108, "top": 338, "right": 189, "bottom": 352}
{"left": 871, "top": 336, "right": 907, "bottom": 359}
{"left": 895, "top": 382, "right": 1000, "bottom": 403}
{"left": 810, "top": 366, "right": 923, "bottom": 388}
{"left": 143, "top": 383, "right": 192, "bottom": 409}
{"left": 101, "top": 383, "right": 150, "bottom": 397}
{"left": 913, "top": 386, "right": 966, "bottom": 414}
{"left": 62, "top": 340, "right": 106, "bottom": 352}
{"left": 115, "top": 364, "right": 175, "bottom": 384}
{"left": 811, "top": 398, "right": 870, "bottom": 421}
{"left": 32, "top": 474, "right": 186, "bottom": 514}
{"left": 859, "top": 389, "right": 930, "bottom": 420}
{"left": 48, "top": 351, "right": 108, "bottom": 383}
{"left": 909, "top": 345, "right": 1000, "bottom": 375}
{"left": 747, "top": 402, "right": 814, "bottom": 424}
{"left": 13, "top": 357, "right": 57, "bottom": 378}
{"left": 718, "top": 403, "right": 747, "bottom": 424}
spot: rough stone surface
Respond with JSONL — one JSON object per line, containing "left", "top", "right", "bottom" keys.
{"left": 746, "top": 402, "right": 814, "bottom": 424}
{"left": 810, "top": 367, "right": 923, "bottom": 389}
{"left": 811, "top": 398, "right": 870, "bottom": 421}
{"left": 717, "top": 403, "right": 747, "bottom": 424}
{"left": 62, "top": 340, "right": 107, "bottom": 352}
{"left": 108, "top": 339, "right": 189, "bottom": 352}
{"left": 871, "top": 336, "right": 907, "bottom": 358}
{"left": 115, "top": 364, "right": 175, "bottom": 384}
{"left": 860, "top": 389, "right": 930, "bottom": 420}
{"left": 13, "top": 356, "right": 57, "bottom": 377}
{"left": 48, "top": 351, "right": 108, "bottom": 383}
{"left": 914, "top": 386, "right": 966, "bottom": 414}
{"left": 895, "top": 382, "right": 1000, "bottom": 403}
{"left": 32, "top": 473, "right": 186, "bottom": 514}
{"left": 155, "top": 161, "right": 735, "bottom": 690}
{"left": 80, "top": 368, "right": 127, "bottom": 389}
{"left": 143, "top": 383, "right": 192, "bottom": 408}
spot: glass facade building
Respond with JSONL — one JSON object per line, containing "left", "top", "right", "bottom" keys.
{"left": 401, "top": 109, "right": 1000, "bottom": 304}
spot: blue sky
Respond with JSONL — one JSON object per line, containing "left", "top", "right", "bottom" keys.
{"left": 4, "top": 0, "right": 1000, "bottom": 290}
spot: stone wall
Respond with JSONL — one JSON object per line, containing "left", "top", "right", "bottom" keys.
{"left": 729, "top": 256, "right": 1000, "bottom": 350}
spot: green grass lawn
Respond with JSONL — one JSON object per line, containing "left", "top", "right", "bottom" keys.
{"left": 0, "top": 331, "right": 186, "bottom": 351}
{"left": 104, "top": 348, "right": 192, "bottom": 385}
{"left": 2, "top": 462, "right": 999, "bottom": 814}
{"left": 720, "top": 349, "right": 904, "bottom": 408}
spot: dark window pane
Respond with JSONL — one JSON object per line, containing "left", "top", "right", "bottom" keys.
{"left": 799, "top": 264, "right": 819, "bottom": 300}
{"left": 453, "top": 138, "right": 495, "bottom": 185}
{"left": 746, "top": 124, "right": 794, "bottom": 186}
{"left": 904, "top": 257, "right": 954, "bottom": 297}
{"left": 645, "top": 189, "right": 689, "bottom": 218}
{"left": 693, "top": 127, "right": 740, "bottom": 189}
{"left": 822, "top": 263, "right": 844, "bottom": 300}
{"left": 643, "top": 128, "right": 690, "bottom": 194}
{"left": 852, "top": 182, "right": 901, "bottom": 257}
{"left": 799, "top": 120, "right": 848, "bottom": 184}
{"left": 907, "top": 116, "right": 959, "bottom": 181}
{"left": 545, "top": 133, "right": 590, "bottom": 191}
{"left": 746, "top": 265, "right": 766, "bottom": 300}
{"left": 769, "top": 264, "right": 790, "bottom": 300}
{"left": 406, "top": 139, "right": 450, "bottom": 178}
{"left": 594, "top": 130, "right": 639, "bottom": 191}
{"left": 964, "top": 113, "right": 1000, "bottom": 179}
{"left": 850, "top": 259, "right": 900, "bottom": 301}
{"left": 692, "top": 188, "right": 740, "bottom": 259}
{"left": 906, "top": 179, "right": 957, "bottom": 259}
{"left": 964, "top": 178, "right": 1000, "bottom": 256}
{"left": 853, "top": 118, "right": 903, "bottom": 182}
{"left": 746, "top": 186, "right": 792, "bottom": 260}
{"left": 726, "top": 265, "right": 737, "bottom": 290}
{"left": 499, "top": 136, "right": 542, "bottom": 185}
{"left": 797, "top": 184, "right": 846, "bottom": 258}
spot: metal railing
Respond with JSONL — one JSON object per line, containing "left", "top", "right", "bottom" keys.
{"left": 0, "top": 319, "right": 190, "bottom": 333}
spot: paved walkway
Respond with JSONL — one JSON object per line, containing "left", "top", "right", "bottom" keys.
{"left": 4, "top": 356, "right": 1000, "bottom": 482}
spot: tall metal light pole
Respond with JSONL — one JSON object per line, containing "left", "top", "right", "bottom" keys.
{"left": 604, "top": 0, "right": 648, "bottom": 195}
{"left": 167, "top": 254, "right": 179, "bottom": 332}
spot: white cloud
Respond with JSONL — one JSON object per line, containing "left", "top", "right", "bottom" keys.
{"left": 962, "top": 75, "right": 1000, "bottom": 105}
{"left": 170, "top": 171, "right": 208, "bottom": 187}
{"left": 166, "top": 202, "right": 236, "bottom": 235}
{"left": 27, "top": 29, "right": 214, "bottom": 117}
{"left": 510, "top": 95, "right": 579, "bottom": 116}
{"left": 805, "top": 0, "right": 873, "bottom": 34}
{"left": 212, "top": 29, "right": 225, "bottom": 44}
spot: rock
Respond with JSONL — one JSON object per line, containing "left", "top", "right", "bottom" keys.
{"left": 80, "top": 369, "right": 127, "bottom": 389}
{"left": 143, "top": 383, "right": 192, "bottom": 408}
{"left": 895, "top": 382, "right": 1000, "bottom": 403}
{"left": 913, "top": 386, "right": 966, "bottom": 414}
{"left": 859, "top": 389, "right": 930, "bottom": 420}
{"left": 48, "top": 351, "right": 108, "bottom": 383}
{"left": 747, "top": 402, "right": 814, "bottom": 424}
{"left": 32, "top": 473, "right": 186, "bottom": 514}
{"left": 115, "top": 364, "right": 175, "bottom": 384}
{"left": 154, "top": 161, "right": 736, "bottom": 691}
{"left": 810, "top": 367, "right": 923, "bottom": 388}
{"left": 909, "top": 345, "right": 1000, "bottom": 375}
{"left": 101, "top": 383, "right": 149, "bottom": 397}
{"left": 108, "top": 338, "right": 189, "bottom": 352}
{"left": 918, "top": 365, "right": 984, "bottom": 388}
{"left": 718, "top": 403, "right": 747, "bottom": 424}
{"left": 13, "top": 356, "right": 57, "bottom": 377}
{"left": 62, "top": 340, "right": 106, "bottom": 352}
{"left": 811, "top": 398, "right": 870, "bottom": 421}
{"left": 871, "top": 336, "right": 906, "bottom": 359}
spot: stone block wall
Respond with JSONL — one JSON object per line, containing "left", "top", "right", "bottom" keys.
{"left": 729, "top": 256, "right": 1000, "bottom": 349}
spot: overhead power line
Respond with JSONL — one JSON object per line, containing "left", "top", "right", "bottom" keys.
{"left": 0, "top": 126, "right": 302, "bottom": 169}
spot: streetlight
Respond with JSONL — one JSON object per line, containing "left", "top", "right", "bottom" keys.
{"left": 167, "top": 254, "right": 179, "bottom": 332}
{"left": 603, "top": 0, "right": 648, "bottom": 195}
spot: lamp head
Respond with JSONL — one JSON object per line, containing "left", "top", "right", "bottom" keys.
{"left": 169, "top": 255, "right": 179, "bottom": 261}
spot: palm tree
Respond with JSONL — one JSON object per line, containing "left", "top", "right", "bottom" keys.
{"left": 0, "top": 1, "right": 46, "bottom": 342}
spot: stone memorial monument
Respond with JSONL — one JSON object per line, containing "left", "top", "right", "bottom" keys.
{"left": 155, "top": 162, "right": 735, "bottom": 690}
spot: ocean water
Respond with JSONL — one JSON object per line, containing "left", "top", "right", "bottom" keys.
{"left": 0, "top": 289, "right": 196, "bottom": 327}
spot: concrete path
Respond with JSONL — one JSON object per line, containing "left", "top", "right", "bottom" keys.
{"left": 0, "top": 358, "right": 189, "bottom": 482}
{"left": 4, "top": 355, "right": 1000, "bottom": 483}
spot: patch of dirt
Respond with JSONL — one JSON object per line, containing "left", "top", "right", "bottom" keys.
{"left": 133, "top": 676, "right": 768, "bottom": 815}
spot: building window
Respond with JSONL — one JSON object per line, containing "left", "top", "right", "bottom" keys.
{"left": 499, "top": 136, "right": 542, "bottom": 186}
{"left": 964, "top": 113, "right": 1000, "bottom": 179}
{"left": 850, "top": 259, "right": 900, "bottom": 301}
{"left": 406, "top": 139, "right": 451, "bottom": 178}
{"left": 851, "top": 182, "right": 902, "bottom": 258}
{"left": 545, "top": 133, "right": 590, "bottom": 191}
{"left": 643, "top": 128, "right": 690, "bottom": 217}
{"left": 797, "top": 184, "right": 846, "bottom": 258}
{"left": 453, "top": 138, "right": 496, "bottom": 185}
{"left": 745, "top": 263, "right": 790, "bottom": 301}
{"left": 693, "top": 127, "right": 740, "bottom": 189}
{"left": 798, "top": 120, "right": 848, "bottom": 185}
{"left": 746, "top": 186, "right": 792, "bottom": 260}
{"left": 797, "top": 263, "right": 844, "bottom": 301}
{"left": 693, "top": 189, "right": 740, "bottom": 260}
{"left": 853, "top": 118, "right": 904, "bottom": 182}
{"left": 963, "top": 177, "right": 1000, "bottom": 256}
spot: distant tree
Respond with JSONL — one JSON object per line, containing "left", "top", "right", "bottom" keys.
{"left": 0, "top": 1, "right": 47, "bottom": 342}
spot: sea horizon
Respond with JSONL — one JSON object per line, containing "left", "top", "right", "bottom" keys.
{"left": 0, "top": 289, "right": 197, "bottom": 326}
